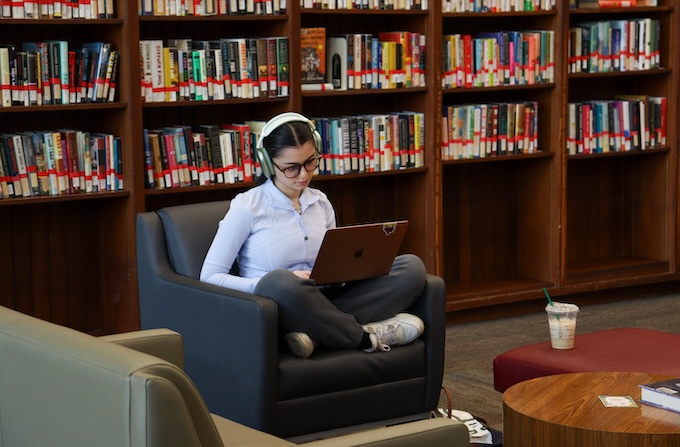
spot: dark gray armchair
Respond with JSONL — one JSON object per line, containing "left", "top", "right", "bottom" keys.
{"left": 136, "top": 201, "right": 447, "bottom": 439}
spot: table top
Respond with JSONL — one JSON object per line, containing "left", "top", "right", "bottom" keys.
{"left": 503, "top": 372, "right": 680, "bottom": 435}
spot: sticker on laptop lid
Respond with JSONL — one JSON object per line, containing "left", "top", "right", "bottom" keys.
{"left": 382, "top": 223, "right": 398, "bottom": 236}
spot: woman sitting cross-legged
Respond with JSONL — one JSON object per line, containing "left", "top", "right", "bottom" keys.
{"left": 200, "top": 112, "right": 427, "bottom": 358}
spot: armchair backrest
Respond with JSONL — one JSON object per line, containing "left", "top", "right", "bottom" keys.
{"left": 156, "top": 201, "right": 230, "bottom": 279}
{"left": 0, "top": 306, "right": 224, "bottom": 447}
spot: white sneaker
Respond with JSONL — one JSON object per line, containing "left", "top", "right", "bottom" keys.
{"left": 362, "top": 313, "right": 425, "bottom": 353}
{"left": 286, "top": 332, "right": 316, "bottom": 358}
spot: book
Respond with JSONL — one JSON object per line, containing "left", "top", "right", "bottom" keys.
{"left": 146, "top": 40, "right": 164, "bottom": 102}
{"left": 255, "top": 38, "right": 268, "bottom": 98}
{"left": 276, "top": 37, "right": 289, "bottom": 97}
{"left": 60, "top": 129, "right": 81, "bottom": 193}
{"left": 300, "top": 27, "right": 326, "bottom": 84}
{"left": 640, "top": 378, "right": 680, "bottom": 414}
{"left": 266, "top": 37, "right": 278, "bottom": 97}
{"left": 47, "top": 40, "right": 70, "bottom": 105}
{"left": 82, "top": 41, "right": 112, "bottom": 103}
{"left": 191, "top": 131, "right": 210, "bottom": 186}
{"left": 146, "top": 130, "right": 166, "bottom": 189}
{"left": 2, "top": 134, "right": 22, "bottom": 196}
{"left": 301, "top": 83, "right": 334, "bottom": 91}
{"left": 246, "top": 38, "right": 259, "bottom": 98}
{"left": 196, "top": 124, "right": 223, "bottom": 184}
{"left": 0, "top": 45, "right": 12, "bottom": 107}
{"left": 222, "top": 123, "right": 252, "bottom": 182}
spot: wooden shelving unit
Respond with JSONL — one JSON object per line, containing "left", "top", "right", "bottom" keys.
{"left": 561, "top": 2, "right": 678, "bottom": 294}
{"left": 0, "top": 11, "right": 137, "bottom": 333}
{"left": 2, "top": 0, "right": 678, "bottom": 332}
{"left": 438, "top": 5, "right": 564, "bottom": 311}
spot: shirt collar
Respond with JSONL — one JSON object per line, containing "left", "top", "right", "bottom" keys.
{"left": 263, "top": 179, "right": 320, "bottom": 209}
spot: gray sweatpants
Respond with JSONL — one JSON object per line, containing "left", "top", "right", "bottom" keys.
{"left": 253, "top": 254, "right": 426, "bottom": 349}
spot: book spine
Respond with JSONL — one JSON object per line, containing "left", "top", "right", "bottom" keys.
{"left": 276, "top": 37, "right": 289, "bottom": 96}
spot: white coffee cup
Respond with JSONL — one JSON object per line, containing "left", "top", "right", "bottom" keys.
{"left": 545, "top": 302, "right": 579, "bottom": 349}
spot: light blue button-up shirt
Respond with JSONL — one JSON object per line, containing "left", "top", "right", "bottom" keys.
{"left": 200, "top": 179, "right": 336, "bottom": 293}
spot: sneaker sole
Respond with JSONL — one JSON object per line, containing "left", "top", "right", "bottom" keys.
{"left": 286, "top": 332, "right": 315, "bottom": 358}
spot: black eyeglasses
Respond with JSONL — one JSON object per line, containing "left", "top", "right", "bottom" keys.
{"left": 273, "top": 155, "right": 322, "bottom": 178}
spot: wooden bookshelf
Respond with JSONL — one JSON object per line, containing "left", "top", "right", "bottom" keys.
{"left": 1, "top": 0, "right": 678, "bottom": 332}
{"left": 438, "top": 5, "right": 563, "bottom": 311}
{"left": 561, "top": 2, "right": 678, "bottom": 296}
{"left": 0, "top": 11, "right": 137, "bottom": 333}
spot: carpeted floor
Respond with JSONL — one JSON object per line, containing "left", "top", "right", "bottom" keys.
{"left": 440, "top": 292, "right": 680, "bottom": 431}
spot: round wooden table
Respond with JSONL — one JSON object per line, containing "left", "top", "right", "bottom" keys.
{"left": 503, "top": 372, "right": 680, "bottom": 447}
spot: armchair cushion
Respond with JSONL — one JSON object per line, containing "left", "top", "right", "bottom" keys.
{"left": 278, "top": 341, "right": 425, "bottom": 400}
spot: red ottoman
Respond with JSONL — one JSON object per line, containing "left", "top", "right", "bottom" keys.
{"left": 493, "top": 328, "right": 680, "bottom": 393}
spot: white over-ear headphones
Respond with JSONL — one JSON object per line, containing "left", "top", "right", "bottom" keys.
{"left": 255, "top": 112, "right": 322, "bottom": 179}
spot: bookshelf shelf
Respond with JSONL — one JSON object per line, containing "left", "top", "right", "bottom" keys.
{"left": 143, "top": 167, "right": 427, "bottom": 197}
{"left": 568, "top": 69, "right": 672, "bottom": 79}
{"left": 0, "top": 18, "right": 124, "bottom": 24}
{"left": 565, "top": 255, "right": 670, "bottom": 280}
{"left": 141, "top": 97, "right": 288, "bottom": 108}
{"left": 143, "top": 181, "right": 255, "bottom": 195}
{"left": 301, "top": 9, "right": 427, "bottom": 15}
{"left": 138, "top": 14, "right": 287, "bottom": 21}
{"left": 0, "top": 191, "right": 129, "bottom": 206}
{"left": 566, "top": 147, "right": 669, "bottom": 160}
{"left": 570, "top": 6, "right": 672, "bottom": 15}
{"left": 442, "top": 10, "right": 556, "bottom": 17}
{"left": 445, "top": 278, "right": 554, "bottom": 311}
{"left": 442, "top": 152, "right": 554, "bottom": 165}
{"left": 314, "top": 166, "right": 427, "bottom": 180}
{"left": 442, "top": 84, "right": 556, "bottom": 94}
{"left": 302, "top": 87, "right": 428, "bottom": 97}
{"left": 0, "top": 103, "right": 128, "bottom": 113}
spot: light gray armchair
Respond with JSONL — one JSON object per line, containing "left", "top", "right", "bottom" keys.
{"left": 0, "top": 305, "right": 470, "bottom": 447}
{"left": 136, "top": 200, "right": 449, "bottom": 439}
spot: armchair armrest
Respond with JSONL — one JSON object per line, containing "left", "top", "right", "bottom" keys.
{"left": 409, "top": 273, "right": 447, "bottom": 411}
{"left": 136, "top": 212, "right": 281, "bottom": 433}
{"left": 100, "top": 329, "right": 184, "bottom": 369}
{"left": 211, "top": 416, "right": 469, "bottom": 447}
{"left": 305, "top": 418, "right": 469, "bottom": 447}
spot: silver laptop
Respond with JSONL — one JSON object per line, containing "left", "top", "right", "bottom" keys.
{"left": 310, "top": 220, "right": 409, "bottom": 286}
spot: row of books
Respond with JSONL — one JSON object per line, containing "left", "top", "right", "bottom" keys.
{"left": 322, "top": 32, "right": 427, "bottom": 91}
{"left": 140, "top": 37, "right": 289, "bottom": 102}
{"left": 441, "top": 101, "right": 539, "bottom": 160}
{"left": 138, "top": 0, "right": 284, "bottom": 16}
{"left": 312, "top": 112, "right": 425, "bottom": 174}
{"left": 0, "top": 130, "right": 122, "bottom": 200}
{"left": 300, "top": 0, "right": 425, "bottom": 10}
{"left": 0, "top": 0, "right": 115, "bottom": 18}
{"left": 442, "top": 0, "right": 555, "bottom": 13}
{"left": 143, "top": 111, "right": 425, "bottom": 189}
{"left": 0, "top": 41, "right": 118, "bottom": 107}
{"left": 568, "top": 18, "right": 661, "bottom": 74}
{"left": 567, "top": 96, "right": 667, "bottom": 155}
{"left": 144, "top": 123, "right": 261, "bottom": 189}
{"left": 574, "top": 0, "right": 657, "bottom": 9}
{"left": 442, "top": 30, "right": 555, "bottom": 89}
